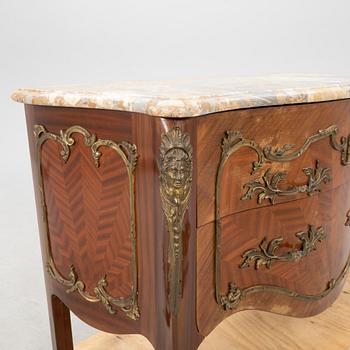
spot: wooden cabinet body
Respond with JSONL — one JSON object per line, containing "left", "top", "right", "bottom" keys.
{"left": 23, "top": 99, "right": 350, "bottom": 350}
{"left": 196, "top": 101, "right": 350, "bottom": 335}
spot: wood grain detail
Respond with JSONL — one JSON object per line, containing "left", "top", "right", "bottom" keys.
{"left": 198, "top": 183, "right": 350, "bottom": 335}
{"left": 23, "top": 100, "right": 350, "bottom": 350}
{"left": 25, "top": 106, "right": 203, "bottom": 350}
{"left": 197, "top": 100, "right": 350, "bottom": 226}
{"left": 42, "top": 133, "right": 134, "bottom": 297}
{"left": 76, "top": 276, "right": 350, "bottom": 350}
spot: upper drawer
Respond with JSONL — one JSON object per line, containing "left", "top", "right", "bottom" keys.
{"left": 197, "top": 100, "right": 350, "bottom": 227}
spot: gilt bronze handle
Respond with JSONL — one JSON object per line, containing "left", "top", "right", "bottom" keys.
{"left": 241, "top": 160, "right": 331, "bottom": 205}
{"left": 240, "top": 225, "right": 326, "bottom": 270}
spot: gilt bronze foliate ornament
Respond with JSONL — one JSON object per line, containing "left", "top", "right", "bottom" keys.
{"left": 220, "top": 255, "right": 350, "bottom": 311}
{"left": 34, "top": 125, "right": 140, "bottom": 320}
{"left": 241, "top": 160, "right": 331, "bottom": 205}
{"left": 240, "top": 225, "right": 326, "bottom": 270}
{"left": 160, "top": 127, "right": 193, "bottom": 314}
{"left": 215, "top": 124, "right": 350, "bottom": 311}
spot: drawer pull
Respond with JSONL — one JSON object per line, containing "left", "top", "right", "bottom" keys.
{"left": 215, "top": 125, "right": 350, "bottom": 311}
{"left": 241, "top": 160, "right": 331, "bottom": 204}
{"left": 240, "top": 225, "right": 326, "bottom": 270}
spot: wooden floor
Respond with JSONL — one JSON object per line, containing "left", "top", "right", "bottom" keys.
{"left": 76, "top": 277, "right": 350, "bottom": 350}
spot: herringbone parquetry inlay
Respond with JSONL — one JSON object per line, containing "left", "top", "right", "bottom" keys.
{"left": 41, "top": 134, "right": 133, "bottom": 297}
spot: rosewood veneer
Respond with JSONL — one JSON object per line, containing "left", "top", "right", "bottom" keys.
{"left": 12, "top": 76, "right": 350, "bottom": 349}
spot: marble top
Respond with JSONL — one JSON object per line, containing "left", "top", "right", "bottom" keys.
{"left": 11, "top": 75, "right": 350, "bottom": 118}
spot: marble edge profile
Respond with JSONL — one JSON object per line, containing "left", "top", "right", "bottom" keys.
{"left": 11, "top": 86, "right": 350, "bottom": 118}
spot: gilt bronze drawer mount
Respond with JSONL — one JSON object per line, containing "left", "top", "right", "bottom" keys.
{"left": 240, "top": 225, "right": 327, "bottom": 270}
{"left": 215, "top": 124, "right": 350, "bottom": 311}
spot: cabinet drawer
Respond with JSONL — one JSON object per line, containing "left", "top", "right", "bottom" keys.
{"left": 197, "top": 100, "right": 350, "bottom": 226}
{"left": 197, "top": 184, "right": 350, "bottom": 336}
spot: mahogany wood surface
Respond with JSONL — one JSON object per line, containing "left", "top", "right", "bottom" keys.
{"left": 77, "top": 277, "right": 350, "bottom": 350}
{"left": 195, "top": 100, "right": 350, "bottom": 336}
{"left": 25, "top": 105, "right": 202, "bottom": 350}
{"left": 41, "top": 134, "right": 133, "bottom": 298}
{"left": 23, "top": 99, "right": 350, "bottom": 350}
{"left": 197, "top": 184, "right": 350, "bottom": 335}
{"left": 26, "top": 106, "right": 139, "bottom": 334}
{"left": 48, "top": 295, "right": 74, "bottom": 350}
{"left": 197, "top": 100, "right": 350, "bottom": 226}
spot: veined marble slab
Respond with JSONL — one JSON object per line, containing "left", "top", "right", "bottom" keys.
{"left": 11, "top": 75, "right": 350, "bottom": 118}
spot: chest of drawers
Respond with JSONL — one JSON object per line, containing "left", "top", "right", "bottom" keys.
{"left": 12, "top": 76, "right": 350, "bottom": 350}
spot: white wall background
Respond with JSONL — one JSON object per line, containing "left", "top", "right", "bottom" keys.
{"left": 1, "top": 1, "right": 350, "bottom": 349}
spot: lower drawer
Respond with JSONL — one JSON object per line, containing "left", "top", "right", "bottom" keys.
{"left": 196, "top": 184, "right": 350, "bottom": 336}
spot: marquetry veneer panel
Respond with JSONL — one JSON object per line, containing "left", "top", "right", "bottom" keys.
{"left": 197, "top": 100, "right": 350, "bottom": 226}
{"left": 197, "top": 184, "right": 350, "bottom": 335}
{"left": 22, "top": 99, "right": 350, "bottom": 350}
{"left": 41, "top": 133, "right": 133, "bottom": 298}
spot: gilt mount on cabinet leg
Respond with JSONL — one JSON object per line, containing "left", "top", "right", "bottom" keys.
{"left": 159, "top": 127, "right": 193, "bottom": 314}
